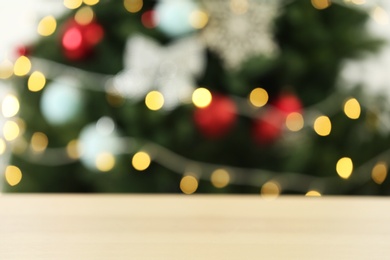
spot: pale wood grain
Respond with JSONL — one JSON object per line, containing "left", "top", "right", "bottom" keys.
{"left": 0, "top": 195, "right": 389, "bottom": 259}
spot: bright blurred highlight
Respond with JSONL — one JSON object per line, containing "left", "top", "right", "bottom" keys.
{"left": 37, "top": 16, "right": 57, "bottom": 36}
{"left": 371, "top": 162, "right": 387, "bottom": 185}
{"left": 75, "top": 7, "right": 94, "bottom": 25}
{"left": 31, "top": 132, "right": 49, "bottom": 153}
{"left": 249, "top": 88, "right": 268, "bottom": 108}
{"left": 3, "top": 121, "right": 20, "bottom": 141}
{"left": 67, "top": 140, "right": 80, "bottom": 159}
{"left": 211, "top": 169, "right": 230, "bottom": 188}
{"left": 28, "top": 71, "right": 46, "bottom": 92}
{"left": 2, "top": 94, "right": 20, "bottom": 118}
{"left": 83, "top": 0, "right": 99, "bottom": 6}
{"left": 64, "top": 0, "right": 83, "bottom": 9}
{"left": 314, "top": 115, "right": 331, "bottom": 136}
{"left": 0, "top": 138, "right": 6, "bottom": 155}
{"left": 13, "top": 56, "right": 31, "bottom": 76}
{"left": 145, "top": 91, "right": 164, "bottom": 110}
{"left": 180, "top": 175, "right": 198, "bottom": 194}
{"left": 5, "top": 165, "right": 22, "bottom": 186}
{"left": 132, "top": 151, "right": 151, "bottom": 171}
{"left": 371, "top": 6, "right": 389, "bottom": 25}
{"left": 62, "top": 28, "right": 83, "bottom": 51}
{"left": 0, "top": 60, "right": 14, "bottom": 79}
{"left": 286, "top": 112, "right": 304, "bottom": 132}
{"left": 192, "top": 88, "right": 212, "bottom": 108}
{"left": 311, "top": 0, "right": 331, "bottom": 10}
{"left": 261, "top": 181, "right": 281, "bottom": 199}
{"left": 336, "top": 157, "right": 353, "bottom": 179}
{"left": 96, "top": 152, "right": 116, "bottom": 172}
{"left": 189, "top": 10, "right": 209, "bottom": 29}
{"left": 344, "top": 98, "right": 361, "bottom": 119}
{"left": 124, "top": 0, "right": 143, "bottom": 13}
{"left": 305, "top": 190, "right": 322, "bottom": 197}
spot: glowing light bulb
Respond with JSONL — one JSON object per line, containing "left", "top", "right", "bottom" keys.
{"left": 2, "top": 94, "right": 20, "bottom": 118}
{"left": 192, "top": 88, "right": 212, "bottom": 108}
{"left": 75, "top": 6, "right": 94, "bottom": 25}
{"left": 314, "top": 115, "right": 331, "bottom": 136}
{"left": 13, "top": 56, "right": 31, "bottom": 76}
{"left": 249, "top": 88, "right": 268, "bottom": 108}
{"left": 28, "top": 71, "right": 46, "bottom": 92}
{"left": 305, "top": 190, "right": 322, "bottom": 197}
{"left": 64, "top": 0, "right": 83, "bottom": 9}
{"left": 30, "top": 132, "right": 49, "bottom": 153}
{"left": 261, "top": 181, "right": 281, "bottom": 199}
{"left": 124, "top": 0, "right": 143, "bottom": 13}
{"left": 96, "top": 152, "right": 116, "bottom": 172}
{"left": 3, "top": 121, "right": 20, "bottom": 141}
{"left": 145, "top": 91, "right": 164, "bottom": 111}
{"left": 285, "top": 112, "right": 304, "bottom": 132}
{"left": 180, "top": 175, "right": 198, "bottom": 194}
{"left": 371, "top": 162, "right": 387, "bottom": 185}
{"left": 132, "top": 151, "right": 151, "bottom": 171}
{"left": 83, "top": 0, "right": 99, "bottom": 6}
{"left": 311, "top": 0, "right": 331, "bottom": 10}
{"left": 336, "top": 157, "right": 353, "bottom": 179}
{"left": 211, "top": 169, "right": 230, "bottom": 188}
{"left": 5, "top": 165, "right": 22, "bottom": 186}
{"left": 37, "top": 16, "right": 57, "bottom": 36}
{"left": 189, "top": 10, "right": 209, "bottom": 29}
{"left": 344, "top": 98, "right": 361, "bottom": 119}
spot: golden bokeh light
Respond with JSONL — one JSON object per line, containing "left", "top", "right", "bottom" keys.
{"left": 311, "top": 0, "right": 331, "bottom": 10}
{"left": 261, "top": 181, "right": 281, "bottom": 199}
{"left": 344, "top": 98, "right": 361, "bottom": 119}
{"left": 189, "top": 10, "right": 209, "bottom": 29}
{"left": 132, "top": 151, "right": 151, "bottom": 171}
{"left": 2, "top": 94, "right": 20, "bottom": 118}
{"left": 28, "top": 71, "right": 46, "bottom": 92}
{"left": 230, "top": 0, "right": 249, "bottom": 15}
{"left": 249, "top": 88, "right": 268, "bottom": 108}
{"left": 83, "top": 0, "right": 99, "bottom": 6}
{"left": 371, "top": 6, "right": 389, "bottom": 25}
{"left": 211, "top": 169, "right": 230, "bottom": 188}
{"left": 124, "top": 0, "right": 143, "bottom": 13}
{"left": 0, "top": 138, "right": 6, "bottom": 155}
{"left": 314, "top": 115, "right": 331, "bottom": 136}
{"left": 5, "top": 165, "right": 22, "bottom": 186}
{"left": 30, "top": 132, "right": 49, "bottom": 153}
{"left": 3, "top": 120, "right": 20, "bottom": 141}
{"left": 0, "top": 59, "right": 14, "bottom": 79}
{"left": 64, "top": 0, "right": 83, "bottom": 9}
{"left": 336, "top": 157, "right": 353, "bottom": 179}
{"left": 75, "top": 6, "right": 94, "bottom": 25}
{"left": 371, "top": 162, "right": 387, "bottom": 185}
{"left": 305, "top": 190, "right": 322, "bottom": 197}
{"left": 66, "top": 140, "right": 80, "bottom": 159}
{"left": 192, "top": 87, "right": 212, "bottom": 108}
{"left": 180, "top": 175, "right": 198, "bottom": 195}
{"left": 145, "top": 91, "right": 164, "bottom": 111}
{"left": 13, "top": 56, "right": 31, "bottom": 76}
{"left": 285, "top": 112, "right": 304, "bottom": 132}
{"left": 37, "top": 16, "right": 57, "bottom": 36}
{"left": 96, "top": 152, "right": 116, "bottom": 172}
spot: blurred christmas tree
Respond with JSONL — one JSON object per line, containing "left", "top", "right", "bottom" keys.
{"left": 1, "top": 0, "right": 389, "bottom": 195}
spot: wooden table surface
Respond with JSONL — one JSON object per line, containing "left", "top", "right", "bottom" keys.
{"left": 0, "top": 195, "right": 389, "bottom": 259}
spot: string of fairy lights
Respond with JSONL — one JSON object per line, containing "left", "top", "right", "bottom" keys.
{"left": 0, "top": 0, "right": 389, "bottom": 196}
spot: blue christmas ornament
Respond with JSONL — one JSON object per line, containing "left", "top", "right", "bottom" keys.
{"left": 40, "top": 78, "right": 84, "bottom": 125}
{"left": 154, "top": 0, "right": 199, "bottom": 38}
{"left": 77, "top": 117, "right": 122, "bottom": 171}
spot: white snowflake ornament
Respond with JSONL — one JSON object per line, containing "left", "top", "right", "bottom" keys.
{"left": 201, "top": 0, "right": 281, "bottom": 70}
{"left": 111, "top": 35, "right": 206, "bottom": 110}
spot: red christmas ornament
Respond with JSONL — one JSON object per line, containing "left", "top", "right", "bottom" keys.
{"left": 61, "top": 19, "right": 104, "bottom": 60}
{"left": 252, "top": 109, "right": 284, "bottom": 144}
{"left": 193, "top": 94, "right": 237, "bottom": 138}
{"left": 273, "top": 93, "right": 302, "bottom": 116}
{"left": 252, "top": 92, "right": 302, "bottom": 144}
